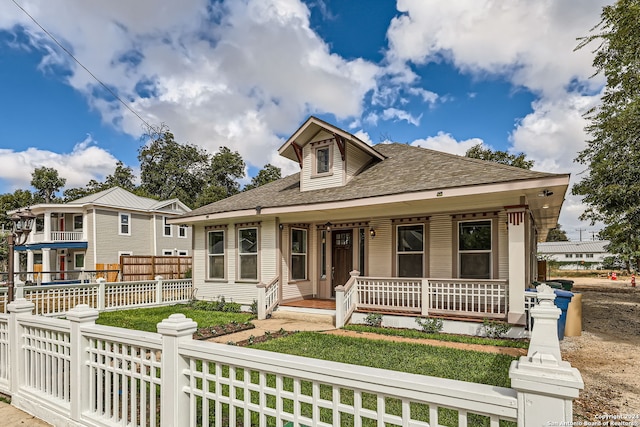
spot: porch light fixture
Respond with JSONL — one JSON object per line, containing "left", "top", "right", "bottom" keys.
{"left": 542, "top": 204, "right": 550, "bottom": 209}
{"left": 369, "top": 227, "right": 376, "bottom": 238}
{"left": 538, "top": 189, "right": 554, "bottom": 197}
{"left": 4, "top": 208, "right": 36, "bottom": 302}
{"left": 325, "top": 222, "right": 332, "bottom": 232}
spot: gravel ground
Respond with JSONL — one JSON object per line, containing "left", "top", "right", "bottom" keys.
{"left": 558, "top": 276, "right": 640, "bottom": 422}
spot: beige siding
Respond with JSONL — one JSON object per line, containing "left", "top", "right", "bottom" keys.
{"left": 345, "top": 143, "right": 371, "bottom": 182}
{"left": 300, "top": 131, "right": 345, "bottom": 192}
{"left": 429, "top": 214, "right": 453, "bottom": 278}
{"left": 86, "top": 209, "right": 96, "bottom": 269}
{"left": 155, "top": 214, "right": 192, "bottom": 255}
{"left": 260, "top": 219, "right": 277, "bottom": 281}
{"left": 498, "top": 212, "right": 509, "bottom": 279}
{"left": 368, "top": 219, "right": 392, "bottom": 277}
{"left": 94, "top": 210, "right": 150, "bottom": 264}
{"left": 192, "top": 224, "right": 207, "bottom": 287}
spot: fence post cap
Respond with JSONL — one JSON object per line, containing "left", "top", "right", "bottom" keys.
{"left": 7, "top": 298, "right": 35, "bottom": 313}
{"left": 155, "top": 275, "right": 164, "bottom": 281}
{"left": 349, "top": 270, "right": 360, "bottom": 277}
{"left": 157, "top": 313, "right": 197, "bottom": 336}
{"left": 96, "top": 278, "right": 107, "bottom": 284}
{"left": 66, "top": 304, "right": 99, "bottom": 322}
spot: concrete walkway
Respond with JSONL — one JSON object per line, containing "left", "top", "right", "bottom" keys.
{"left": 207, "top": 312, "right": 337, "bottom": 344}
{"left": 0, "top": 400, "right": 51, "bottom": 426}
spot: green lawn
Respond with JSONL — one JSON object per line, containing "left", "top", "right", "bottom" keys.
{"left": 250, "top": 332, "right": 516, "bottom": 388}
{"left": 95, "top": 304, "right": 253, "bottom": 332}
{"left": 344, "top": 324, "right": 530, "bottom": 349}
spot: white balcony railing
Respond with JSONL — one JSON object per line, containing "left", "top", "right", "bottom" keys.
{"left": 50, "top": 231, "right": 84, "bottom": 241}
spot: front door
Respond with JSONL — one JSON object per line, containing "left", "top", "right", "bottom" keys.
{"left": 59, "top": 254, "right": 65, "bottom": 280}
{"left": 332, "top": 230, "right": 353, "bottom": 297}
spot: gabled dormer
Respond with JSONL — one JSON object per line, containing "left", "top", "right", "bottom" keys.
{"left": 279, "top": 116, "right": 386, "bottom": 192}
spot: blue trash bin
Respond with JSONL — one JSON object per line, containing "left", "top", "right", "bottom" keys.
{"left": 554, "top": 289, "right": 574, "bottom": 340}
{"left": 526, "top": 288, "right": 574, "bottom": 339}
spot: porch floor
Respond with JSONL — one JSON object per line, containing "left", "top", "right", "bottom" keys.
{"left": 281, "top": 299, "right": 336, "bottom": 310}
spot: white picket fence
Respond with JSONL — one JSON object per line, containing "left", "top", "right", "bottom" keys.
{"left": 0, "top": 285, "right": 583, "bottom": 427}
{"left": 1, "top": 277, "right": 193, "bottom": 316}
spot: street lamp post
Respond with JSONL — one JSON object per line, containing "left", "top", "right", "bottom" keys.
{"left": 5, "top": 208, "right": 36, "bottom": 302}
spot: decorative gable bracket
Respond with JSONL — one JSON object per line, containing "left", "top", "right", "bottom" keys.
{"left": 333, "top": 133, "right": 346, "bottom": 161}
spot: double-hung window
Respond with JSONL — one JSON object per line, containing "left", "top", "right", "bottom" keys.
{"left": 397, "top": 224, "right": 424, "bottom": 277}
{"left": 458, "top": 220, "right": 492, "bottom": 279}
{"left": 73, "top": 215, "right": 83, "bottom": 231}
{"left": 179, "top": 225, "right": 188, "bottom": 238}
{"left": 163, "top": 217, "right": 172, "bottom": 237}
{"left": 290, "top": 228, "right": 307, "bottom": 280}
{"left": 238, "top": 228, "right": 258, "bottom": 280}
{"left": 208, "top": 230, "right": 225, "bottom": 279}
{"left": 119, "top": 213, "right": 130, "bottom": 235}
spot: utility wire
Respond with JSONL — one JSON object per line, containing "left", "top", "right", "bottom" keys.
{"left": 11, "top": 0, "right": 153, "bottom": 129}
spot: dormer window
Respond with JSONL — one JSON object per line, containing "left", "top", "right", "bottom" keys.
{"left": 313, "top": 143, "right": 333, "bottom": 177}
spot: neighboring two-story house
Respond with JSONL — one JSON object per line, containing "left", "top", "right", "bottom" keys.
{"left": 13, "top": 187, "right": 191, "bottom": 283}
{"left": 172, "top": 116, "right": 570, "bottom": 326}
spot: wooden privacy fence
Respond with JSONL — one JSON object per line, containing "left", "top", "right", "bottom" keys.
{"left": 119, "top": 255, "right": 192, "bottom": 281}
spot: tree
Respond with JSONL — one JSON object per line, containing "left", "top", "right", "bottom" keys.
{"left": 573, "top": 0, "right": 640, "bottom": 271}
{"left": 139, "top": 125, "right": 210, "bottom": 208}
{"left": 31, "top": 167, "right": 66, "bottom": 203}
{"left": 465, "top": 144, "right": 534, "bottom": 169}
{"left": 206, "top": 147, "right": 246, "bottom": 197}
{"left": 244, "top": 164, "right": 281, "bottom": 191}
{"left": 105, "top": 161, "right": 136, "bottom": 191}
{"left": 546, "top": 224, "right": 569, "bottom": 242}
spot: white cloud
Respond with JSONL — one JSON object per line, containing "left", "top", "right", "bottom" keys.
{"left": 2, "top": 0, "right": 381, "bottom": 173}
{"left": 409, "top": 132, "right": 483, "bottom": 156}
{"left": 381, "top": 108, "right": 421, "bottom": 126}
{"left": 385, "top": 0, "right": 608, "bottom": 97}
{"left": 0, "top": 136, "right": 119, "bottom": 192}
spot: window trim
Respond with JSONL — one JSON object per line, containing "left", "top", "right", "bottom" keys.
{"left": 311, "top": 142, "right": 334, "bottom": 177}
{"left": 237, "top": 226, "right": 259, "bottom": 282}
{"left": 394, "top": 223, "right": 426, "bottom": 278}
{"left": 119, "top": 212, "right": 131, "bottom": 236}
{"left": 207, "top": 229, "right": 226, "bottom": 281}
{"left": 178, "top": 250, "right": 188, "bottom": 256}
{"left": 74, "top": 252, "right": 85, "bottom": 269}
{"left": 73, "top": 214, "right": 83, "bottom": 231}
{"left": 178, "top": 225, "right": 188, "bottom": 238}
{"left": 290, "top": 227, "right": 308, "bottom": 281}
{"left": 456, "top": 219, "right": 495, "bottom": 279}
{"left": 163, "top": 216, "right": 173, "bottom": 237}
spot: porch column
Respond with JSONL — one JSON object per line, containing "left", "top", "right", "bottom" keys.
{"left": 507, "top": 207, "right": 527, "bottom": 324}
{"left": 44, "top": 212, "right": 52, "bottom": 241}
{"left": 42, "top": 248, "right": 52, "bottom": 283}
{"left": 26, "top": 250, "right": 34, "bottom": 282}
{"left": 13, "top": 250, "right": 22, "bottom": 284}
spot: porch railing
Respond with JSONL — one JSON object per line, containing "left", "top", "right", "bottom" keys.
{"left": 335, "top": 271, "right": 359, "bottom": 328}
{"left": 257, "top": 276, "right": 280, "bottom": 320}
{"left": 524, "top": 290, "right": 538, "bottom": 331}
{"left": 426, "top": 279, "right": 509, "bottom": 318}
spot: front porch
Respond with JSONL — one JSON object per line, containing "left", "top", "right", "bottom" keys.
{"left": 259, "top": 273, "right": 522, "bottom": 332}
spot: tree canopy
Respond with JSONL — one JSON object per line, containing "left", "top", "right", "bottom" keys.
{"left": 465, "top": 144, "right": 534, "bottom": 169}
{"left": 244, "top": 164, "right": 281, "bottom": 191}
{"left": 572, "top": 0, "right": 640, "bottom": 270}
{"left": 31, "top": 167, "right": 66, "bottom": 203}
{"left": 546, "top": 224, "right": 569, "bottom": 242}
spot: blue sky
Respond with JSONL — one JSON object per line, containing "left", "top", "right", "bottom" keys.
{"left": 0, "top": 0, "right": 611, "bottom": 240}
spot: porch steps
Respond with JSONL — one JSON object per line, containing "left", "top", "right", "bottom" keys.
{"left": 271, "top": 306, "right": 336, "bottom": 326}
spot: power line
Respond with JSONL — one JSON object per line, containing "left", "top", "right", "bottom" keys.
{"left": 11, "top": 0, "right": 153, "bottom": 130}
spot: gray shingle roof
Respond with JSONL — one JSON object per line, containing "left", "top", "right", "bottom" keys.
{"left": 69, "top": 187, "right": 189, "bottom": 213}
{"left": 183, "top": 143, "right": 565, "bottom": 219}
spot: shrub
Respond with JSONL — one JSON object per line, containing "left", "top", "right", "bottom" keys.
{"left": 222, "top": 302, "right": 241, "bottom": 313}
{"left": 415, "top": 317, "right": 443, "bottom": 333}
{"left": 483, "top": 318, "right": 512, "bottom": 338}
{"left": 250, "top": 300, "right": 258, "bottom": 315}
{"left": 364, "top": 313, "right": 383, "bottom": 327}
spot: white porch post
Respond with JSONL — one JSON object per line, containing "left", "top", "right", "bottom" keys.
{"left": 509, "top": 284, "right": 583, "bottom": 425}
{"left": 13, "top": 250, "right": 22, "bottom": 284}
{"left": 26, "top": 250, "right": 34, "bottom": 282}
{"left": 42, "top": 248, "right": 52, "bottom": 283}
{"left": 44, "top": 212, "right": 52, "bottom": 241}
{"left": 506, "top": 207, "right": 527, "bottom": 324}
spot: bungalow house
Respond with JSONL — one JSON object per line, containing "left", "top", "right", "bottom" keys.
{"left": 12, "top": 187, "right": 192, "bottom": 283}
{"left": 172, "top": 116, "right": 569, "bottom": 326}
{"left": 537, "top": 240, "right": 612, "bottom": 270}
